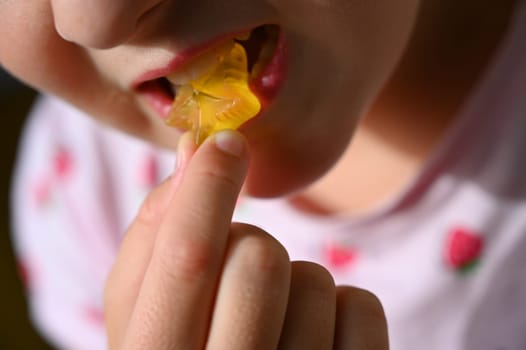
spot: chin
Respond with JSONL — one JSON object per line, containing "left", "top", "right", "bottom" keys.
{"left": 242, "top": 118, "right": 354, "bottom": 198}
{"left": 244, "top": 148, "right": 342, "bottom": 198}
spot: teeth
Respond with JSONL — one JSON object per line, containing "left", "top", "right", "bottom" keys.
{"left": 167, "top": 81, "right": 179, "bottom": 96}
{"left": 234, "top": 32, "right": 251, "bottom": 41}
{"left": 250, "top": 35, "right": 278, "bottom": 79}
{"left": 166, "top": 41, "right": 235, "bottom": 85}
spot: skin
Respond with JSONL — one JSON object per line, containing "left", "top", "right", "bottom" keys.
{"left": 0, "top": 0, "right": 514, "bottom": 200}
{"left": 104, "top": 131, "right": 388, "bottom": 349}
{"left": 0, "top": 0, "right": 420, "bottom": 197}
{"left": 0, "top": 0, "right": 516, "bottom": 348}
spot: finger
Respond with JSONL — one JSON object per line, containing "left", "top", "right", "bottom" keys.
{"left": 104, "top": 133, "right": 195, "bottom": 349}
{"left": 205, "top": 223, "right": 291, "bottom": 350}
{"left": 334, "top": 287, "right": 389, "bottom": 350}
{"left": 277, "top": 261, "right": 336, "bottom": 350}
{"left": 122, "top": 130, "right": 249, "bottom": 350}
{"left": 104, "top": 177, "right": 170, "bottom": 349}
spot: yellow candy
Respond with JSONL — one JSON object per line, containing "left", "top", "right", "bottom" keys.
{"left": 166, "top": 41, "right": 261, "bottom": 144}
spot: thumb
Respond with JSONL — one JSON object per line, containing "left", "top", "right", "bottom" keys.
{"left": 104, "top": 132, "right": 195, "bottom": 349}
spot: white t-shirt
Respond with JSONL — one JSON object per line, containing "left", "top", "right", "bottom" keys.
{"left": 11, "top": 1, "right": 526, "bottom": 349}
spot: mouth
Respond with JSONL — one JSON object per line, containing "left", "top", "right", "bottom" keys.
{"left": 136, "top": 24, "right": 287, "bottom": 118}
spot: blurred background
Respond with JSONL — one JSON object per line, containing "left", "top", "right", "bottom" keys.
{"left": 0, "top": 68, "right": 53, "bottom": 349}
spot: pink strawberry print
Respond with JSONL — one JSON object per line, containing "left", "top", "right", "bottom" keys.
{"left": 444, "top": 226, "right": 484, "bottom": 272}
{"left": 32, "top": 176, "right": 53, "bottom": 207}
{"left": 83, "top": 305, "right": 105, "bottom": 328}
{"left": 16, "top": 258, "right": 32, "bottom": 290}
{"left": 325, "top": 241, "right": 358, "bottom": 269}
{"left": 54, "top": 146, "right": 74, "bottom": 179}
{"left": 139, "top": 152, "right": 159, "bottom": 188}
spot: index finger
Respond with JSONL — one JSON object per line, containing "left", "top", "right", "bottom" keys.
{"left": 122, "top": 130, "right": 249, "bottom": 350}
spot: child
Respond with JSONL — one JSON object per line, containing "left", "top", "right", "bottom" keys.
{"left": 2, "top": 0, "right": 526, "bottom": 349}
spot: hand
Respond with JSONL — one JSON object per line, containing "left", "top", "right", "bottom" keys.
{"left": 104, "top": 130, "right": 388, "bottom": 349}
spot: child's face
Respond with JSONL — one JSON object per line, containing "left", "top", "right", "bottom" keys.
{"left": 0, "top": 0, "right": 419, "bottom": 197}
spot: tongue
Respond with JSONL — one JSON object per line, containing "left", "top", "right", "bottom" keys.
{"left": 165, "top": 41, "right": 261, "bottom": 144}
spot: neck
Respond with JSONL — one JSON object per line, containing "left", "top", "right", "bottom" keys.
{"left": 292, "top": 0, "right": 517, "bottom": 216}
{"left": 373, "top": 1, "right": 515, "bottom": 119}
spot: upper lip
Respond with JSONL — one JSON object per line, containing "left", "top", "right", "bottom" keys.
{"left": 131, "top": 29, "right": 255, "bottom": 89}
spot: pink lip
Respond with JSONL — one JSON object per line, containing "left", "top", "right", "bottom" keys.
{"left": 134, "top": 27, "right": 289, "bottom": 120}
{"left": 133, "top": 33, "right": 237, "bottom": 118}
{"left": 133, "top": 38, "right": 226, "bottom": 89}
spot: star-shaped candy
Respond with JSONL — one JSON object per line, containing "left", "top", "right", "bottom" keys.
{"left": 166, "top": 42, "right": 261, "bottom": 144}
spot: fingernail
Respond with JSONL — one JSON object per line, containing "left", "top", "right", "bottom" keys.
{"left": 214, "top": 130, "right": 245, "bottom": 157}
{"left": 172, "top": 132, "right": 196, "bottom": 189}
{"left": 176, "top": 132, "right": 197, "bottom": 168}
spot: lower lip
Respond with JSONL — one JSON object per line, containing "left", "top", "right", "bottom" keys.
{"left": 137, "top": 80, "right": 174, "bottom": 117}
{"left": 137, "top": 30, "right": 289, "bottom": 120}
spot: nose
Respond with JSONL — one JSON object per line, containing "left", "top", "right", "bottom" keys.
{"left": 51, "top": 0, "right": 164, "bottom": 49}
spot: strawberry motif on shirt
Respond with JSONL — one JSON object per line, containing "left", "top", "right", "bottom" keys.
{"left": 83, "top": 305, "right": 105, "bottom": 328}
{"left": 32, "top": 176, "right": 53, "bottom": 208}
{"left": 31, "top": 145, "right": 75, "bottom": 209}
{"left": 138, "top": 152, "right": 160, "bottom": 189}
{"left": 444, "top": 226, "right": 485, "bottom": 273}
{"left": 324, "top": 241, "right": 358, "bottom": 270}
{"left": 16, "top": 258, "right": 32, "bottom": 291}
{"left": 53, "top": 145, "right": 74, "bottom": 180}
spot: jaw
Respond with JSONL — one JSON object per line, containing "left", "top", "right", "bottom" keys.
{"left": 237, "top": 40, "right": 369, "bottom": 198}
{"left": 243, "top": 123, "right": 355, "bottom": 198}
{"left": 241, "top": 91, "right": 362, "bottom": 198}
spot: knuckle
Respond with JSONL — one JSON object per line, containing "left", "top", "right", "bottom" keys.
{"left": 335, "top": 287, "right": 389, "bottom": 350}
{"left": 230, "top": 223, "right": 290, "bottom": 275}
{"left": 338, "top": 286, "right": 387, "bottom": 322}
{"left": 198, "top": 167, "right": 241, "bottom": 194}
{"left": 154, "top": 237, "right": 215, "bottom": 284}
{"left": 291, "top": 261, "right": 335, "bottom": 296}
{"left": 132, "top": 178, "right": 172, "bottom": 228}
{"left": 249, "top": 238, "right": 288, "bottom": 273}
{"left": 135, "top": 193, "right": 161, "bottom": 226}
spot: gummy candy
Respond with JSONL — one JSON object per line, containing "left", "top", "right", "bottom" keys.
{"left": 166, "top": 41, "right": 261, "bottom": 144}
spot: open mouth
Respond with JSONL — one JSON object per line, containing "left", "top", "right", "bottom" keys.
{"left": 244, "top": 25, "right": 281, "bottom": 80}
{"left": 137, "top": 24, "right": 285, "bottom": 117}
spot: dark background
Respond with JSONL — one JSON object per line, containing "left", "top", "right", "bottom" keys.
{"left": 0, "top": 68, "right": 54, "bottom": 349}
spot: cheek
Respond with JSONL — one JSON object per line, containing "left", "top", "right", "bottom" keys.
{"left": 324, "top": 1, "right": 420, "bottom": 86}
{"left": 1, "top": 3, "right": 54, "bottom": 83}
{"left": 0, "top": 2, "right": 151, "bottom": 133}
{"left": 275, "top": 0, "right": 419, "bottom": 83}
{"left": 347, "top": 1, "right": 420, "bottom": 68}
{"left": 328, "top": 0, "right": 421, "bottom": 117}
{"left": 0, "top": 2, "right": 94, "bottom": 96}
